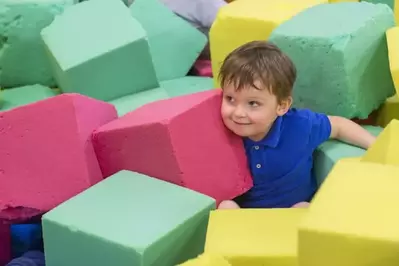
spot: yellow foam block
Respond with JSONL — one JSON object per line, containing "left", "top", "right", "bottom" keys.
{"left": 178, "top": 254, "right": 231, "bottom": 265}
{"left": 299, "top": 160, "right": 399, "bottom": 266}
{"left": 209, "top": 0, "right": 328, "bottom": 87}
{"left": 205, "top": 208, "right": 306, "bottom": 266}
{"left": 377, "top": 94, "right": 399, "bottom": 127}
{"left": 395, "top": 1, "right": 399, "bottom": 25}
{"left": 361, "top": 119, "right": 399, "bottom": 165}
{"left": 387, "top": 26, "right": 399, "bottom": 95}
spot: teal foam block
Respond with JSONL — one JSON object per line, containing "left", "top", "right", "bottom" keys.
{"left": 313, "top": 125, "right": 383, "bottom": 187}
{"left": 269, "top": 2, "right": 395, "bottom": 119}
{"left": 41, "top": 0, "right": 159, "bottom": 101}
{"left": 0, "top": 84, "right": 59, "bottom": 111}
{"left": 0, "top": 0, "right": 76, "bottom": 88}
{"left": 130, "top": 0, "right": 207, "bottom": 81}
{"left": 42, "top": 170, "right": 215, "bottom": 266}
{"left": 161, "top": 76, "right": 214, "bottom": 97}
{"left": 361, "top": 0, "right": 394, "bottom": 9}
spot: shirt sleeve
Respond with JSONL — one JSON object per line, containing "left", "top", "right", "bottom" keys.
{"left": 306, "top": 110, "right": 332, "bottom": 149}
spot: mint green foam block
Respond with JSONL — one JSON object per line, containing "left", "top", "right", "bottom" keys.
{"left": 0, "top": 84, "right": 59, "bottom": 111}
{"left": 42, "top": 170, "right": 216, "bottom": 266}
{"left": 269, "top": 2, "right": 395, "bottom": 119}
{"left": 41, "top": 0, "right": 159, "bottom": 101}
{"left": 162, "top": 76, "right": 214, "bottom": 98}
{"left": 0, "top": 0, "right": 76, "bottom": 88}
{"left": 313, "top": 125, "right": 383, "bottom": 187}
{"left": 361, "top": 0, "right": 394, "bottom": 9}
{"left": 130, "top": 0, "right": 207, "bottom": 81}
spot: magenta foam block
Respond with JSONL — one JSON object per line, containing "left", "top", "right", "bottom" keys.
{"left": 0, "top": 93, "right": 117, "bottom": 222}
{"left": 92, "top": 90, "right": 252, "bottom": 204}
{"left": 0, "top": 224, "right": 10, "bottom": 265}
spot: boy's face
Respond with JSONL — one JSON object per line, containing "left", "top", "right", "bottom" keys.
{"left": 221, "top": 81, "right": 291, "bottom": 141}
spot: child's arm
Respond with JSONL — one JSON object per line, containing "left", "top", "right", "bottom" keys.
{"left": 328, "top": 116, "right": 376, "bottom": 149}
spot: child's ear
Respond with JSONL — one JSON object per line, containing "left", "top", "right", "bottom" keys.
{"left": 276, "top": 96, "right": 292, "bottom": 116}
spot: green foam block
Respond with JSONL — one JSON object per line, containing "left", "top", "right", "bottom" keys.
{"left": 313, "top": 125, "right": 383, "bottom": 187}
{"left": 0, "top": 0, "right": 76, "bottom": 88}
{"left": 130, "top": 0, "right": 207, "bottom": 81}
{"left": 110, "top": 76, "right": 214, "bottom": 116}
{"left": 42, "top": 170, "right": 215, "bottom": 266}
{"left": 269, "top": 2, "right": 395, "bottom": 119}
{"left": 361, "top": 0, "right": 394, "bottom": 9}
{"left": 0, "top": 84, "right": 59, "bottom": 111}
{"left": 41, "top": 0, "right": 159, "bottom": 101}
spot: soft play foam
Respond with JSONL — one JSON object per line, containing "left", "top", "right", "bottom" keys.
{"left": 179, "top": 254, "right": 231, "bottom": 266}
{"left": 387, "top": 26, "right": 399, "bottom": 95}
{"left": 160, "top": 76, "right": 214, "bottom": 97}
{"left": 42, "top": 170, "right": 215, "bottom": 266}
{"left": 41, "top": 0, "right": 159, "bottom": 101}
{"left": 361, "top": 0, "right": 394, "bottom": 9}
{"left": 209, "top": 0, "right": 327, "bottom": 86}
{"left": 130, "top": 0, "right": 207, "bottom": 81}
{"left": 299, "top": 160, "right": 399, "bottom": 266}
{"left": 93, "top": 90, "right": 253, "bottom": 204}
{"left": 0, "top": 0, "right": 76, "bottom": 88}
{"left": 205, "top": 209, "right": 306, "bottom": 265}
{"left": 0, "top": 93, "right": 117, "bottom": 222}
{"left": 377, "top": 95, "right": 399, "bottom": 126}
{"left": 269, "top": 2, "right": 395, "bottom": 119}
{"left": 313, "top": 125, "right": 383, "bottom": 186}
{"left": 0, "top": 84, "right": 58, "bottom": 111}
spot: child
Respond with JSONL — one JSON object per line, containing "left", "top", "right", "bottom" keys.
{"left": 218, "top": 41, "right": 376, "bottom": 209}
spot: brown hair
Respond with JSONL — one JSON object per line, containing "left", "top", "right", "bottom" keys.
{"left": 218, "top": 40, "right": 296, "bottom": 103}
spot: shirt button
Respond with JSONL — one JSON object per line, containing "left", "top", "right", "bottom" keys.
{"left": 256, "top": 164, "right": 261, "bottom": 169}
{"left": 254, "top": 146, "right": 259, "bottom": 150}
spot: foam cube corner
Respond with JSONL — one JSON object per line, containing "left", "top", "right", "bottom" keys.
{"left": 376, "top": 94, "right": 399, "bottom": 127}
{"left": 42, "top": 170, "right": 216, "bottom": 266}
{"left": 205, "top": 208, "right": 306, "bottom": 265}
{"left": 41, "top": 0, "right": 159, "bottom": 101}
{"left": 269, "top": 2, "right": 395, "bottom": 119}
{"left": 361, "top": 119, "right": 399, "bottom": 165}
{"left": 313, "top": 125, "right": 382, "bottom": 186}
{"left": 210, "top": 0, "right": 327, "bottom": 86}
{"left": 92, "top": 90, "right": 253, "bottom": 204}
{"left": 0, "top": 93, "right": 117, "bottom": 222}
{"left": 179, "top": 254, "right": 231, "bottom": 266}
{"left": 130, "top": 0, "right": 207, "bottom": 81}
{"left": 299, "top": 160, "right": 399, "bottom": 266}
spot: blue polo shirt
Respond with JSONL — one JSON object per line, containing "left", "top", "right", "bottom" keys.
{"left": 235, "top": 108, "right": 332, "bottom": 208}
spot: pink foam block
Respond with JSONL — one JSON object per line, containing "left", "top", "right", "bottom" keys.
{"left": 193, "top": 60, "right": 213, "bottom": 77}
{"left": 0, "top": 224, "right": 10, "bottom": 265}
{"left": 0, "top": 93, "right": 117, "bottom": 222}
{"left": 92, "top": 90, "right": 253, "bottom": 203}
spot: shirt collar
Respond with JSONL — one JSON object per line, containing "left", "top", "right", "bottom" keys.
{"left": 244, "top": 116, "right": 283, "bottom": 148}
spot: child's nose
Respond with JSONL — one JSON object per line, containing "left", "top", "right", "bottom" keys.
{"left": 233, "top": 106, "right": 246, "bottom": 118}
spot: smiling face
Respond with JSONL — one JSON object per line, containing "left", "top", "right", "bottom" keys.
{"left": 221, "top": 81, "right": 291, "bottom": 141}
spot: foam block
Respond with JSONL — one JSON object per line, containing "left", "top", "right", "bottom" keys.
{"left": 361, "top": 0, "right": 394, "bottom": 9}
{"left": 210, "top": 0, "right": 327, "bottom": 86}
{"left": 0, "top": 84, "right": 59, "bottom": 111}
{"left": 0, "top": 224, "right": 11, "bottom": 266}
{"left": 179, "top": 254, "right": 231, "bottom": 266}
{"left": 41, "top": 0, "right": 159, "bottom": 101}
{"left": 361, "top": 119, "right": 399, "bottom": 165}
{"left": 93, "top": 90, "right": 253, "bottom": 204}
{"left": 161, "top": 76, "right": 214, "bottom": 97}
{"left": 205, "top": 209, "right": 306, "bottom": 265}
{"left": 130, "top": 0, "right": 207, "bottom": 81}
{"left": 299, "top": 160, "right": 399, "bottom": 266}
{"left": 377, "top": 94, "right": 399, "bottom": 127}
{"left": 0, "top": 93, "right": 117, "bottom": 222}
{"left": 0, "top": 0, "right": 76, "bottom": 88}
{"left": 269, "top": 2, "right": 395, "bottom": 119}
{"left": 313, "top": 125, "right": 382, "bottom": 186}
{"left": 387, "top": 26, "right": 399, "bottom": 95}
{"left": 42, "top": 170, "right": 216, "bottom": 266}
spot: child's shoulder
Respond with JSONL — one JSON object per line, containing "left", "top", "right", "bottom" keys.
{"left": 283, "top": 108, "right": 330, "bottom": 130}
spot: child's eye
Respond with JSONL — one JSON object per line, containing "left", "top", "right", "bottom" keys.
{"left": 249, "top": 101, "right": 260, "bottom": 107}
{"left": 224, "top": 95, "right": 234, "bottom": 102}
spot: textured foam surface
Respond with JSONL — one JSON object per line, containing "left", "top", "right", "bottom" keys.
{"left": 160, "top": 76, "right": 214, "bottom": 97}
{"left": 0, "top": 0, "right": 76, "bottom": 88}
{"left": 210, "top": 0, "right": 327, "bottom": 86}
{"left": 377, "top": 95, "right": 399, "bottom": 126}
{"left": 0, "top": 84, "right": 58, "bottom": 111}
{"left": 0, "top": 93, "right": 117, "bottom": 222}
{"left": 130, "top": 0, "right": 207, "bottom": 81}
{"left": 41, "top": 0, "right": 158, "bottom": 101}
{"left": 387, "top": 26, "right": 399, "bottom": 95}
{"left": 269, "top": 2, "right": 395, "bottom": 119}
{"left": 93, "top": 90, "right": 253, "bottom": 204}
{"left": 313, "top": 125, "right": 383, "bottom": 186}
{"left": 0, "top": 224, "right": 10, "bottom": 266}
{"left": 42, "top": 170, "right": 215, "bottom": 266}
{"left": 361, "top": 0, "right": 394, "bottom": 8}
{"left": 361, "top": 119, "right": 399, "bottom": 165}
{"left": 179, "top": 254, "right": 231, "bottom": 265}
{"left": 205, "top": 209, "right": 306, "bottom": 265}
{"left": 299, "top": 160, "right": 399, "bottom": 266}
